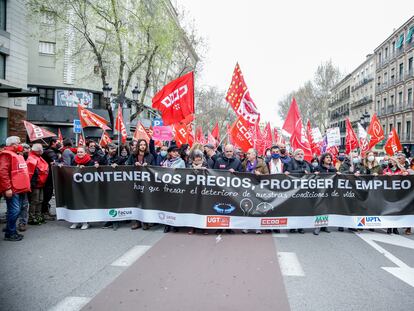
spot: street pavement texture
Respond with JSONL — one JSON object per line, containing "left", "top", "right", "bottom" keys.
{"left": 1, "top": 218, "right": 414, "bottom": 310}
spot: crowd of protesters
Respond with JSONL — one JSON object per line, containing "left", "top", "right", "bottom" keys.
{"left": 1, "top": 134, "right": 413, "bottom": 241}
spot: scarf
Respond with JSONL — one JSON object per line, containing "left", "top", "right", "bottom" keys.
{"left": 61, "top": 147, "right": 77, "bottom": 154}
{"left": 163, "top": 157, "right": 181, "bottom": 168}
{"left": 246, "top": 159, "right": 258, "bottom": 173}
{"left": 74, "top": 153, "right": 91, "bottom": 165}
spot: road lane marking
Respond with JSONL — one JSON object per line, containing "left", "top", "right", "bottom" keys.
{"left": 356, "top": 232, "right": 414, "bottom": 287}
{"left": 272, "top": 233, "right": 288, "bottom": 238}
{"left": 277, "top": 252, "right": 305, "bottom": 276}
{"left": 48, "top": 296, "right": 91, "bottom": 311}
{"left": 111, "top": 245, "right": 151, "bottom": 267}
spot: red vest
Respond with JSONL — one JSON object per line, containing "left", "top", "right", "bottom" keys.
{"left": 27, "top": 152, "right": 49, "bottom": 188}
{"left": 1, "top": 150, "right": 31, "bottom": 194}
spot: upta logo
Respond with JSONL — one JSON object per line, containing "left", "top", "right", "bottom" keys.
{"left": 109, "top": 209, "right": 117, "bottom": 217}
{"left": 357, "top": 216, "right": 381, "bottom": 227}
{"left": 314, "top": 215, "right": 329, "bottom": 227}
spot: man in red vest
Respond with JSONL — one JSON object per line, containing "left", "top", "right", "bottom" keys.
{"left": 0, "top": 136, "right": 31, "bottom": 241}
{"left": 26, "top": 143, "right": 49, "bottom": 226}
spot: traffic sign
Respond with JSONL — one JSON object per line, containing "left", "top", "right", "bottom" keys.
{"left": 152, "top": 118, "right": 163, "bottom": 127}
{"left": 73, "top": 119, "right": 82, "bottom": 133}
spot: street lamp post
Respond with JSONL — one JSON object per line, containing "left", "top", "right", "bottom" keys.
{"left": 360, "top": 110, "right": 370, "bottom": 130}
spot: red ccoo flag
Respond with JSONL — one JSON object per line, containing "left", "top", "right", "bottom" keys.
{"left": 99, "top": 131, "right": 112, "bottom": 148}
{"left": 77, "top": 105, "right": 111, "bottom": 130}
{"left": 152, "top": 72, "right": 194, "bottom": 125}
{"left": 306, "top": 120, "right": 321, "bottom": 156}
{"left": 173, "top": 123, "right": 193, "bottom": 147}
{"left": 226, "top": 63, "right": 260, "bottom": 125}
{"left": 384, "top": 128, "right": 402, "bottom": 156}
{"left": 345, "top": 118, "right": 359, "bottom": 154}
{"left": 195, "top": 126, "right": 206, "bottom": 144}
{"left": 282, "top": 98, "right": 312, "bottom": 161}
{"left": 133, "top": 122, "right": 150, "bottom": 143}
{"left": 367, "top": 113, "right": 384, "bottom": 149}
{"left": 229, "top": 115, "right": 253, "bottom": 152}
{"left": 23, "top": 121, "right": 56, "bottom": 142}
{"left": 115, "top": 104, "right": 128, "bottom": 144}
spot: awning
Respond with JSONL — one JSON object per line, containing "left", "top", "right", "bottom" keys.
{"left": 407, "top": 27, "right": 414, "bottom": 43}
{"left": 0, "top": 83, "right": 39, "bottom": 97}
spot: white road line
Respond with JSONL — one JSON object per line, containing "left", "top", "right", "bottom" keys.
{"left": 111, "top": 245, "right": 151, "bottom": 267}
{"left": 277, "top": 252, "right": 305, "bottom": 277}
{"left": 48, "top": 296, "right": 91, "bottom": 311}
{"left": 272, "top": 233, "right": 288, "bottom": 238}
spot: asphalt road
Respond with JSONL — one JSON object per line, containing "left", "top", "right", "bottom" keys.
{"left": 1, "top": 220, "right": 414, "bottom": 311}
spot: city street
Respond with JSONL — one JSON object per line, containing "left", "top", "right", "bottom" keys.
{"left": 1, "top": 214, "right": 414, "bottom": 311}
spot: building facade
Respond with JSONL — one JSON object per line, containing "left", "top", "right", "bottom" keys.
{"left": 374, "top": 16, "right": 414, "bottom": 150}
{"left": 0, "top": 0, "right": 37, "bottom": 144}
{"left": 328, "top": 74, "right": 352, "bottom": 147}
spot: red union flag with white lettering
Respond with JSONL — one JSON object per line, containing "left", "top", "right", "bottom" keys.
{"left": 77, "top": 105, "right": 111, "bottom": 130}
{"left": 152, "top": 72, "right": 194, "bottom": 125}
{"left": 173, "top": 123, "right": 193, "bottom": 147}
{"left": 226, "top": 63, "right": 260, "bottom": 125}
{"left": 367, "top": 113, "right": 384, "bottom": 149}
{"left": 384, "top": 128, "right": 402, "bottom": 156}
{"left": 23, "top": 121, "right": 57, "bottom": 141}
{"left": 115, "top": 105, "right": 128, "bottom": 144}
{"left": 99, "top": 131, "right": 112, "bottom": 148}
{"left": 133, "top": 122, "right": 150, "bottom": 143}
{"left": 229, "top": 116, "right": 253, "bottom": 152}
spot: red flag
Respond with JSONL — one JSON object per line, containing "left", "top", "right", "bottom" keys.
{"left": 115, "top": 104, "right": 128, "bottom": 144}
{"left": 306, "top": 120, "right": 321, "bottom": 156}
{"left": 77, "top": 105, "right": 111, "bottom": 130}
{"left": 152, "top": 72, "right": 194, "bottom": 125}
{"left": 78, "top": 133, "right": 85, "bottom": 146}
{"left": 327, "top": 145, "right": 339, "bottom": 164}
{"left": 145, "top": 126, "right": 154, "bottom": 139}
{"left": 229, "top": 116, "right": 254, "bottom": 152}
{"left": 195, "top": 126, "right": 206, "bottom": 144}
{"left": 384, "top": 128, "right": 402, "bottom": 156}
{"left": 282, "top": 98, "right": 312, "bottom": 161}
{"left": 367, "top": 113, "right": 384, "bottom": 149}
{"left": 273, "top": 127, "right": 279, "bottom": 144}
{"left": 226, "top": 63, "right": 260, "bottom": 125}
{"left": 58, "top": 128, "right": 63, "bottom": 144}
{"left": 207, "top": 132, "right": 216, "bottom": 146}
{"left": 133, "top": 122, "right": 150, "bottom": 143}
{"left": 23, "top": 121, "right": 56, "bottom": 141}
{"left": 173, "top": 123, "right": 193, "bottom": 147}
{"left": 345, "top": 118, "right": 359, "bottom": 154}
{"left": 211, "top": 123, "right": 220, "bottom": 141}
{"left": 99, "top": 131, "right": 112, "bottom": 148}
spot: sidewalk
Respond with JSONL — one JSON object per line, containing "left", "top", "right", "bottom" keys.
{"left": 0, "top": 195, "right": 56, "bottom": 223}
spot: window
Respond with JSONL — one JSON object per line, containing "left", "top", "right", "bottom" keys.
{"left": 0, "top": 53, "right": 5, "bottom": 80}
{"left": 398, "top": 91, "right": 403, "bottom": 104}
{"left": 38, "top": 88, "right": 55, "bottom": 105}
{"left": 397, "top": 122, "right": 401, "bottom": 137}
{"left": 396, "top": 34, "right": 404, "bottom": 49}
{"left": 0, "top": 0, "right": 5, "bottom": 31}
{"left": 389, "top": 123, "right": 393, "bottom": 132}
{"left": 408, "top": 88, "right": 413, "bottom": 105}
{"left": 390, "top": 95, "right": 394, "bottom": 105}
{"left": 39, "top": 41, "right": 56, "bottom": 55}
{"left": 41, "top": 11, "right": 55, "bottom": 25}
{"left": 407, "top": 26, "right": 414, "bottom": 43}
{"left": 409, "top": 57, "right": 413, "bottom": 74}
{"left": 399, "top": 63, "right": 404, "bottom": 79}
{"left": 407, "top": 121, "right": 411, "bottom": 140}
{"left": 385, "top": 47, "right": 388, "bottom": 58}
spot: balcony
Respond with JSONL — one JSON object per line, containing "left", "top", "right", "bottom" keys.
{"left": 387, "top": 105, "right": 394, "bottom": 114}
{"left": 351, "top": 96, "right": 373, "bottom": 109}
{"left": 406, "top": 40, "right": 414, "bottom": 51}
{"left": 396, "top": 48, "right": 404, "bottom": 58}
{"left": 397, "top": 75, "right": 405, "bottom": 84}
{"left": 352, "top": 76, "right": 374, "bottom": 91}
{"left": 406, "top": 69, "right": 414, "bottom": 80}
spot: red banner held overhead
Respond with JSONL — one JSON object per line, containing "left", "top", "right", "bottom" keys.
{"left": 99, "top": 131, "right": 113, "bottom": 148}
{"left": 133, "top": 122, "right": 150, "bottom": 143}
{"left": 367, "top": 113, "right": 384, "bottom": 150}
{"left": 226, "top": 63, "right": 260, "bottom": 125}
{"left": 115, "top": 105, "right": 128, "bottom": 144}
{"left": 282, "top": 98, "right": 312, "bottom": 161}
{"left": 345, "top": 118, "right": 359, "bottom": 154}
{"left": 211, "top": 123, "right": 220, "bottom": 142}
{"left": 229, "top": 116, "right": 254, "bottom": 152}
{"left": 77, "top": 105, "right": 111, "bottom": 130}
{"left": 384, "top": 128, "right": 402, "bottom": 156}
{"left": 23, "top": 121, "right": 56, "bottom": 142}
{"left": 152, "top": 72, "right": 194, "bottom": 125}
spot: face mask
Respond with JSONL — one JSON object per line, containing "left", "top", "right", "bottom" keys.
{"left": 296, "top": 156, "right": 304, "bottom": 162}
{"left": 185, "top": 150, "right": 190, "bottom": 156}
{"left": 160, "top": 151, "right": 168, "bottom": 157}
{"left": 266, "top": 151, "right": 271, "bottom": 157}
{"left": 338, "top": 156, "right": 345, "bottom": 162}
{"left": 312, "top": 162, "right": 318, "bottom": 168}
{"left": 383, "top": 161, "right": 388, "bottom": 166}
{"left": 271, "top": 153, "right": 280, "bottom": 159}
{"left": 368, "top": 156, "right": 375, "bottom": 162}
{"left": 280, "top": 149, "right": 286, "bottom": 155}
{"left": 89, "top": 147, "right": 96, "bottom": 153}
{"left": 352, "top": 158, "right": 360, "bottom": 164}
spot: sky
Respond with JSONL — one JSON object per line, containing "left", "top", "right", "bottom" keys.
{"left": 175, "top": 0, "right": 414, "bottom": 127}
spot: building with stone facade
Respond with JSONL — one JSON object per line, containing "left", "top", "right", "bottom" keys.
{"left": 374, "top": 16, "right": 414, "bottom": 150}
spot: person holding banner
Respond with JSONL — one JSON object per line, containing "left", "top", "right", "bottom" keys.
{"left": 60, "top": 139, "right": 75, "bottom": 166}
{"left": 204, "top": 144, "right": 218, "bottom": 169}
{"left": 149, "top": 139, "right": 167, "bottom": 166}
{"left": 339, "top": 152, "right": 366, "bottom": 175}
{"left": 267, "top": 146, "right": 284, "bottom": 174}
{"left": 284, "top": 149, "right": 310, "bottom": 234}
{"left": 87, "top": 140, "right": 108, "bottom": 166}
{"left": 69, "top": 146, "right": 99, "bottom": 230}
{"left": 213, "top": 144, "right": 242, "bottom": 173}
{"left": 162, "top": 145, "right": 186, "bottom": 169}
{"left": 0, "top": 136, "right": 31, "bottom": 241}
{"left": 362, "top": 152, "right": 383, "bottom": 175}
{"left": 278, "top": 144, "right": 291, "bottom": 165}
